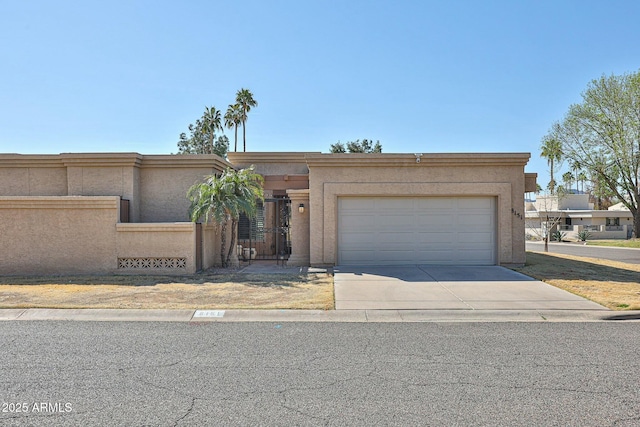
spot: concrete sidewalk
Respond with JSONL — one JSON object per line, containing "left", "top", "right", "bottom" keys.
{"left": 1, "top": 308, "right": 639, "bottom": 322}
{"left": 334, "top": 265, "right": 606, "bottom": 310}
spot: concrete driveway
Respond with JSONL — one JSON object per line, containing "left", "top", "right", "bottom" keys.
{"left": 334, "top": 265, "right": 605, "bottom": 310}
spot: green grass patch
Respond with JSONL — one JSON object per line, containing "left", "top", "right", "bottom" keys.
{"left": 586, "top": 239, "right": 640, "bottom": 248}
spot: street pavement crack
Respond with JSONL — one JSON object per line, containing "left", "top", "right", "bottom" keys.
{"left": 173, "top": 396, "right": 196, "bottom": 427}
{"left": 612, "top": 415, "right": 640, "bottom": 426}
{"left": 279, "top": 390, "right": 330, "bottom": 426}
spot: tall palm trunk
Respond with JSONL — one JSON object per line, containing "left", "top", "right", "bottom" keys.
{"left": 242, "top": 119, "right": 246, "bottom": 152}
{"left": 226, "top": 218, "right": 238, "bottom": 265}
{"left": 234, "top": 125, "right": 238, "bottom": 152}
{"left": 220, "top": 222, "right": 227, "bottom": 267}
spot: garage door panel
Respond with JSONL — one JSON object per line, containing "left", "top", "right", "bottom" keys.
{"left": 379, "top": 231, "right": 415, "bottom": 244}
{"left": 415, "top": 232, "right": 451, "bottom": 244}
{"left": 456, "top": 249, "right": 494, "bottom": 264}
{"left": 338, "top": 197, "right": 496, "bottom": 265}
{"left": 416, "top": 214, "right": 451, "bottom": 227}
{"left": 415, "top": 198, "right": 455, "bottom": 209}
{"left": 416, "top": 249, "right": 455, "bottom": 263}
{"left": 458, "top": 198, "right": 493, "bottom": 209}
{"left": 341, "top": 215, "right": 376, "bottom": 228}
{"left": 342, "top": 198, "right": 375, "bottom": 210}
{"left": 464, "top": 232, "right": 494, "bottom": 244}
{"left": 376, "top": 214, "right": 414, "bottom": 228}
{"left": 374, "top": 198, "right": 410, "bottom": 209}
{"left": 340, "top": 232, "right": 374, "bottom": 245}
{"left": 458, "top": 213, "right": 492, "bottom": 226}
{"left": 377, "top": 250, "right": 418, "bottom": 261}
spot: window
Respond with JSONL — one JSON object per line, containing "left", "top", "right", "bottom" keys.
{"left": 606, "top": 217, "right": 620, "bottom": 226}
{"left": 238, "top": 201, "right": 264, "bottom": 241}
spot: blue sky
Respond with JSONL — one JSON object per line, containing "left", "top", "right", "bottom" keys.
{"left": 2, "top": 1, "right": 639, "bottom": 186}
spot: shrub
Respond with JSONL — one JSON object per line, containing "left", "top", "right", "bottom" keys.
{"left": 577, "top": 230, "right": 591, "bottom": 242}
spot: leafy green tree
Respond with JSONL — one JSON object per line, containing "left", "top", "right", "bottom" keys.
{"left": 588, "top": 167, "right": 616, "bottom": 209}
{"left": 540, "top": 136, "right": 563, "bottom": 194}
{"left": 177, "top": 106, "right": 228, "bottom": 157}
{"left": 330, "top": 139, "right": 383, "bottom": 153}
{"left": 235, "top": 89, "right": 258, "bottom": 152}
{"left": 224, "top": 103, "right": 243, "bottom": 152}
{"left": 187, "top": 167, "right": 264, "bottom": 267}
{"left": 544, "top": 70, "right": 640, "bottom": 237}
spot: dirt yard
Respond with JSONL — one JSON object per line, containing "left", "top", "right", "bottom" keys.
{"left": 0, "top": 272, "right": 335, "bottom": 310}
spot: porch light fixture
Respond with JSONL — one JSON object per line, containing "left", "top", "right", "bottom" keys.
{"left": 298, "top": 203, "right": 305, "bottom": 213}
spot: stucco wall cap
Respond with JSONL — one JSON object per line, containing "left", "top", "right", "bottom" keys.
{"left": 60, "top": 152, "right": 144, "bottom": 167}
{"left": 0, "top": 196, "right": 119, "bottom": 209}
{"left": 0, "top": 154, "right": 64, "bottom": 168}
{"left": 116, "top": 223, "right": 196, "bottom": 232}
{"left": 286, "top": 189, "right": 310, "bottom": 197}
{"left": 227, "top": 152, "right": 320, "bottom": 165}
{"left": 0, "top": 153, "right": 231, "bottom": 171}
{"left": 304, "top": 152, "right": 531, "bottom": 167}
{"left": 140, "top": 154, "right": 231, "bottom": 170}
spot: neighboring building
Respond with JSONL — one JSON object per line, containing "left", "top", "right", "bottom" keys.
{"left": 525, "top": 194, "right": 634, "bottom": 240}
{"left": 1, "top": 151, "right": 535, "bottom": 275}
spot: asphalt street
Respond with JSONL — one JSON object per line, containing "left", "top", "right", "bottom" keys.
{"left": 526, "top": 241, "right": 640, "bottom": 264}
{"left": 1, "top": 321, "right": 639, "bottom": 426}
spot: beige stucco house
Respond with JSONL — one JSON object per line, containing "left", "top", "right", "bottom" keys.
{"left": 0, "top": 151, "right": 535, "bottom": 275}
{"left": 525, "top": 194, "right": 634, "bottom": 240}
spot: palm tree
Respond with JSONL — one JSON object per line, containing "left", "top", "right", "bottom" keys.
{"left": 201, "top": 106, "right": 223, "bottom": 154}
{"left": 235, "top": 88, "right": 258, "bottom": 152}
{"left": 577, "top": 171, "right": 588, "bottom": 193}
{"left": 224, "top": 104, "right": 243, "bottom": 152}
{"left": 221, "top": 167, "right": 264, "bottom": 263}
{"left": 188, "top": 173, "right": 233, "bottom": 267}
{"left": 187, "top": 167, "right": 264, "bottom": 267}
{"left": 540, "top": 136, "right": 563, "bottom": 194}
{"left": 569, "top": 160, "right": 582, "bottom": 193}
{"left": 562, "top": 171, "right": 574, "bottom": 193}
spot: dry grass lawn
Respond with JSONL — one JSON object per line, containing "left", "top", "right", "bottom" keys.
{"left": 514, "top": 251, "right": 640, "bottom": 310}
{"left": 0, "top": 272, "right": 334, "bottom": 310}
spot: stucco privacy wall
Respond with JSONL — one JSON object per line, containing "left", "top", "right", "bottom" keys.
{"left": 138, "top": 156, "right": 230, "bottom": 222}
{"left": 305, "top": 153, "right": 531, "bottom": 266}
{"left": 0, "top": 153, "right": 231, "bottom": 275}
{"left": 0, "top": 196, "right": 120, "bottom": 274}
{"left": 0, "top": 196, "right": 206, "bottom": 275}
{"left": 0, "top": 153, "right": 231, "bottom": 223}
{"left": 116, "top": 223, "right": 198, "bottom": 274}
{"left": 201, "top": 223, "right": 217, "bottom": 270}
{"left": 0, "top": 156, "right": 68, "bottom": 196}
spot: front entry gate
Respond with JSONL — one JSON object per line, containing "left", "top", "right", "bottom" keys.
{"left": 238, "top": 197, "right": 291, "bottom": 262}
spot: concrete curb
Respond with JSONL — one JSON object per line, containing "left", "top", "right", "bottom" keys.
{"left": 1, "top": 308, "right": 639, "bottom": 322}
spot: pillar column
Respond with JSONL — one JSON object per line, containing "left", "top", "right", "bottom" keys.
{"left": 286, "top": 189, "right": 310, "bottom": 266}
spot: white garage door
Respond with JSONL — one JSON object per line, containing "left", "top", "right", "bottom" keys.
{"left": 338, "top": 197, "right": 496, "bottom": 265}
